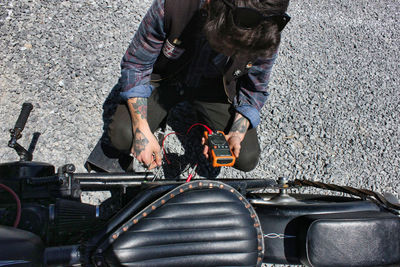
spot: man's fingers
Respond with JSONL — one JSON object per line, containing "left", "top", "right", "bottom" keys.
{"left": 140, "top": 157, "right": 152, "bottom": 168}
{"left": 232, "top": 145, "right": 240, "bottom": 158}
{"left": 227, "top": 136, "right": 241, "bottom": 158}
{"left": 202, "top": 137, "right": 209, "bottom": 158}
{"left": 154, "top": 151, "right": 162, "bottom": 166}
{"left": 141, "top": 156, "right": 157, "bottom": 170}
{"left": 142, "top": 151, "right": 162, "bottom": 170}
{"left": 149, "top": 160, "right": 158, "bottom": 170}
{"left": 203, "top": 145, "right": 209, "bottom": 159}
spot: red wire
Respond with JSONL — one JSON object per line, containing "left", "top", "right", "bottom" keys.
{"left": 162, "top": 132, "right": 182, "bottom": 164}
{"left": 162, "top": 123, "right": 211, "bottom": 180}
{"left": 0, "top": 183, "right": 21, "bottom": 227}
{"left": 186, "top": 123, "right": 213, "bottom": 135}
{"left": 161, "top": 123, "right": 213, "bottom": 165}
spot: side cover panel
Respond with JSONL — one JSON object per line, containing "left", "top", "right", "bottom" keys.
{"left": 0, "top": 225, "right": 44, "bottom": 266}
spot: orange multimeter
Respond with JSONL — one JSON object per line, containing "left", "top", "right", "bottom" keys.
{"left": 203, "top": 131, "right": 236, "bottom": 167}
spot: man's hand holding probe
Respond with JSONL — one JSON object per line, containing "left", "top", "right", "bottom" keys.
{"left": 127, "top": 97, "right": 162, "bottom": 170}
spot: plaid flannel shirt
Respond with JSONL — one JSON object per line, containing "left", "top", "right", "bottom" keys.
{"left": 119, "top": 0, "right": 277, "bottom": 128}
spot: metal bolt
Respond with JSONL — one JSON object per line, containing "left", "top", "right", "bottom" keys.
{"left": 278, "top": 177, "right": 289, "bottom": 186}
{"left": 233, "top": 69, "right": 242, "bottom": 77}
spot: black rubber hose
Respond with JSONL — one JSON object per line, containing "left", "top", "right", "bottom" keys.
{"left": 44, "top": 245, "right": 81, "bottom": 266}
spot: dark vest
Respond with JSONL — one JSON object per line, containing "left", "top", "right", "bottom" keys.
{"left": 151, "top": 0, "right": 255, "bottom": 102}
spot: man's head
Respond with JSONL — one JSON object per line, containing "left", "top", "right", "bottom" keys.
{"left": 203, "top": 0, "right": 290, "bottom": 58}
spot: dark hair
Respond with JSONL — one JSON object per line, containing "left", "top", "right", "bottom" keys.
{"left": 203, "top": 0, "right": 290, "bottom": 58}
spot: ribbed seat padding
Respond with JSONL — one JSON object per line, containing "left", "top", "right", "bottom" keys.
{"left": 102, "top": 180, "right": 264, "bottom": 266}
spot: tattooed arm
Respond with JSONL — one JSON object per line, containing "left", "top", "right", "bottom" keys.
{"left": 202, "top": 113, "right": 250, "bottom": 160}
{"left": 225, "top": 113, "right": 250, "bottom": 158}
{"left": 127, "top": 97, "right": 161, "bottom": 169}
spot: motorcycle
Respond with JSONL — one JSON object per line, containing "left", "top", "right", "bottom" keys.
{"left": 0, "top": 103, "right": 399, "bottom": 267}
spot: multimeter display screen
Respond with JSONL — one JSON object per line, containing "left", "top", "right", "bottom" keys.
{"left": 211, "top": 135, "right": 226, "bottom": 144}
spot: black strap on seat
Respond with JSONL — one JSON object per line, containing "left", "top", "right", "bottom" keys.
{"left": 97, "top": 180, "right": 264, "bottom": 266}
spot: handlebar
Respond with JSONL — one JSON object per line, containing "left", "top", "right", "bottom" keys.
{"left": 14, "top": 102, "right": 33, "bottom": 132}
{"left": 8, "top": 103, "right": 34, "bottom": 161}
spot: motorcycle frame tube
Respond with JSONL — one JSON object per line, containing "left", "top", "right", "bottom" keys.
{"left": 73, "top": 172, "right": 154, "bottom": 190}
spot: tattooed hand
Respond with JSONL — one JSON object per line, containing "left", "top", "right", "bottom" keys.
{"left": 225, "top": 113, "right": 249, "bottom": 158}
{"left": 202, "top": 113, "right": 249, "bottom": 160}
{"left": 132, "top": 127, "right": 162, "bottom": 169}
{"left": 127, "top": 97, "right": 162, "bottom": 170}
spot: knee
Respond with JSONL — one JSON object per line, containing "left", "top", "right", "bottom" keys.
{"left": 107, "top": 105, "right": 132, "bottom": 152}
{"left": 108, "top": 121, "right": 132, "bottom": 152}
{"left": 234, "top": 145, "right": 261, "bottom": 172}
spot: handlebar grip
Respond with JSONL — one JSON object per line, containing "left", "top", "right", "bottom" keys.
{"left": 14, "top": 102, "right": 33, "bottom": 130}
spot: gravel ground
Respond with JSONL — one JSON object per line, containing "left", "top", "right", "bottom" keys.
{"left": 1, "top": 0, "right": 399, "bottom": 200}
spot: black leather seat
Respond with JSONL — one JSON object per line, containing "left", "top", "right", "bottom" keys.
{"left": 298, "top": 211, "right": 400, "bottom": 267}
{"left": 102, "top": 180, "right": 264, "bottom": 266}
